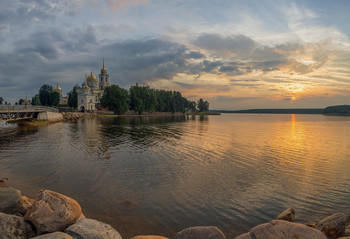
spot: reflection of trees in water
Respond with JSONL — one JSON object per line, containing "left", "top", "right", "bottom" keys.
{"left": 99, "top": 115, "right": 190, "bottom": 148}
{"left": 0, "top": 125, "right": 38, "bottom": 150}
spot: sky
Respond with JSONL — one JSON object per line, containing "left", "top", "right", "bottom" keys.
{"left": 1, "top": 0, "right": 350, "bottom": 109}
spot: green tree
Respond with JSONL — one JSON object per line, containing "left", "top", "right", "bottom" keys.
{"left": 0, "top": 97, "right": 3, "bottom": 105}
{"left": 129, "top": 84, "right": 156, "bottom": 114}
{"left": 39, "top": 84, "right": 53, "bottom": 106}
{"left": 31, "top": 94, "right": 41, "bottom": 105}
{"left": 188, "top": 101, "right": 197, "bottom": 112}
{"left": 197, "top": 98, "right": 209, "bottom": 112}
{"left": 68, "top": 87, "right": 78, "bottom": 109}
{"left": 101, "top": 85, "right": 129, "bottom": 115}
{"left": 50, "top": 91, "right": 60, "bottom": 106}
{"left": 18, "top": 98, "right": 25, "bottom": 105}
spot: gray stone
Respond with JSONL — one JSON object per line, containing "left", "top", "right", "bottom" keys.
{"left": 276, "top": 208, "right": 295, "bottom": 222}
{"left": 315, "top": 213, "right": 347, "bottom": 239}
{"left": 0, "top": 187, "right": 23, "bottom": 214}
{"left": 0, "top": 212, "right": 36, "bottom": 239}
{"left": 25, "top": 189, "right": 82, "bottom": 232}
{"left": 65, "top": 218, "right": 122, "bottom": 239}
{"left": 174, "top": 226, "right": 226, "bottom": 239}
{"left": 32, "top": 232, "right": 73, "bottom": 239}
{"left": 235, "top": 220, "right": 327, "bottom": 239}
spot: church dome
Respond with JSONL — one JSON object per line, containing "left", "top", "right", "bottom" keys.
{"left": 87, "top": 72, "right": 98, "bottom": 88}
{"left": 54, "top": 83, "right": 62, "bottom": 91}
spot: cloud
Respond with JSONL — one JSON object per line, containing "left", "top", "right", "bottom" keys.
{"left": 193, "top": 34, "right": 256, "bottom": 56}
{"left": 105, "top": 0, "right": 148, "bottom": 12}
{"left": 216, "top": 96, "right": 262, "bottom": 102}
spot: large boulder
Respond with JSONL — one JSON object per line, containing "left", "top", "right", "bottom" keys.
{"left": 64, "top": 218, "right": 122, "bottom": 239}
{"left": 174, "top": 226, "right": 226, "bottom": 239}
{"left": 315, "top": 213, "right": 347, "bottom": 239}
{"left": 0, "top": 212, "right": 36, "bottom": 238}
{"left": 276, "top": 208, "right": 295, "bottom": 222}
{"left": 19, "top": 195, "right": 35, "bottom": 215}
{"left": 131, "top": 236, "right": 169, "bottom": 239}
{"left": 235, "top": 220, "right": 327, "bottom": 239}
{"left": 25, "top": 189, "right": 82, "bottom": 232}
{"left": 32, "top": 232, "right": 73, "bottom": 239}
{"left": 0, "top": 187, "right": 23, "bottom": 214}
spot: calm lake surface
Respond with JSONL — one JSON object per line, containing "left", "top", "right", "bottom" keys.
{"left": 0, "top": 114, "right": 350, "bottom": 237}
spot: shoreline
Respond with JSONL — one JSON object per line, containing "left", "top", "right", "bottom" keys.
{"left": 0, "top": 182, "right": 349, "bottom": 238}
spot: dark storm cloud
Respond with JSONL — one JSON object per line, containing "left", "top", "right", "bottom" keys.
{"left": 185, "top": 51, "right": 205, "bottom": 59}
{"left": 202, "top": 60, "right": 223, "bottom": 73}
{"left": 193, "top": 34, "right": 256, "bottom": 56}
{"left": 99, "top": 38, "right": 208, "bottom": 85}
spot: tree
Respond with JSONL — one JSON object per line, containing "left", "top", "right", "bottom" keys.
{"left": 18, "top": 98, "right": 25, "bottom": 105}
{"left": 188, "top": 101, "right": 197, "bottom": 112}
{"left": 31, "top": 94, "right": 40, "bottom": 105}
{"left": 67, "top": 87, "right": 78, "bottom": 109}
{"left": 50, "top": 91, "right": 60, "bottom": 106}
{"left": 197, "top": 98, "right": 209, "bottom": 112}
{"left": 39, "top": 84, "right": 53, "bottom": 106}
{"left": 0, "top": 97, "right": 3, "bottom": 105}
{"left": 129, "top": 84, "right": 157, "bottom": 114}
{"left": 101, "top": 85, "right": 129, "bottom": 115}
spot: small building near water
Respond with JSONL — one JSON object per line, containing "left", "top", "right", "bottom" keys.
{"left": 76, "top": 60, "right": 110, "bottom": 111}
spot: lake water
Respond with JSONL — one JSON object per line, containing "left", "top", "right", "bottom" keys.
{"left": 0, "top": 114, "right": 350, "bottom": 237}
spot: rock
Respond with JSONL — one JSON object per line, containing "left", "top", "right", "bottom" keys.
{"left": 276, "top": 208, "right": 295, "bottom": 222}
{"left": 0, "top": 187, "right": 23, "bottom": 214}
{"left": 0, "top": 212, "right": 36, "bottom": 238}
{"left": 235, "top": 220, "right": 327, "bottom": 239}
{"left": 32, "top": 232, "right": 73, "bottom": 239}
{"left": 345, "top": 226, "right": 350, "bottom": 236}
{"left": 174, "top": 226, "right": 226, "bottom": 239}
{"left": 131, "top": 236, "right": 169, "bottom": 239}
{"left": 65, "top": 218, "right": 122, "bottom": 239}
{"left": 25, "top": 189, "right": 82, "bottom": 232}
{"left": 315, "top": 213, "right": 347, "bottom": 239}
{"left": 19, "top": 195, "right": 35, "bottom": 215}
{"left": 78, "top": 212, "right": 86, "bottom": 220}
{"left": 306, "top": 222, "right": 316, "bottom": 228}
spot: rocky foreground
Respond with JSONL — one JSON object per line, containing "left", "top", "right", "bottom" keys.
{"left": 0, "top": 184, "right": 349, "bottom": 239}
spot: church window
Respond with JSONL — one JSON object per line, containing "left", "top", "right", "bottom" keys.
{"left": 90, "top": 98, "right": 92, "bottom": 103}
{"left": 81, "top": 98, "right": 83, "bottom": 103}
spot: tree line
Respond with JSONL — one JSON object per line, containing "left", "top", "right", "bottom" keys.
{"left": 101, "top": 84, "right": 209, "bottom": 115}
{"left": 1, "top": 83, "right": 209, "bottom": 114}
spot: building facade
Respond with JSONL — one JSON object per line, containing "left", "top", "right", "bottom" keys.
{"left": 76, "top": 60, "right": 110, "bottom": 111}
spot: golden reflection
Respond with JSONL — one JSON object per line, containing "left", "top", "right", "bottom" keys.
{"left": 78, "top": 118, "right": 111, "bottom": 160}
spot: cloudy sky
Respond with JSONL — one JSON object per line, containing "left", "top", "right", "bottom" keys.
{"left": 1, "top": 0, "right": 350, "bottom": 109}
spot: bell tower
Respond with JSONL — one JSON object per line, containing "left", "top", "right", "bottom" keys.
{"left": 99, "top": 59, "right": 109, "bottom": 90}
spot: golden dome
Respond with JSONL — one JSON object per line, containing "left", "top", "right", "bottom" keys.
{"left": 87, "top": 72, "right": 98, "bottom": 82}
{"left": 54, "top": 83, "right": 62, "bottom": 91}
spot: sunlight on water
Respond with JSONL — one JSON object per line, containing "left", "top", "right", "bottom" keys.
{"left": 0, "top": 114, "right": 350, "bottom": 238}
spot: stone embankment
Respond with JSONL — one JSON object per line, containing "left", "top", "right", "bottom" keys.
{"left": 61, "top": 112, "right": 97, "bottom": 121}
{"left": 0, "top": 184, "right": 349, "bottom": 239}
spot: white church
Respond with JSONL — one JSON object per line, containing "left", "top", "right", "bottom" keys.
{"left": 76, "top": 60, "right": 110, "bottom": 111}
